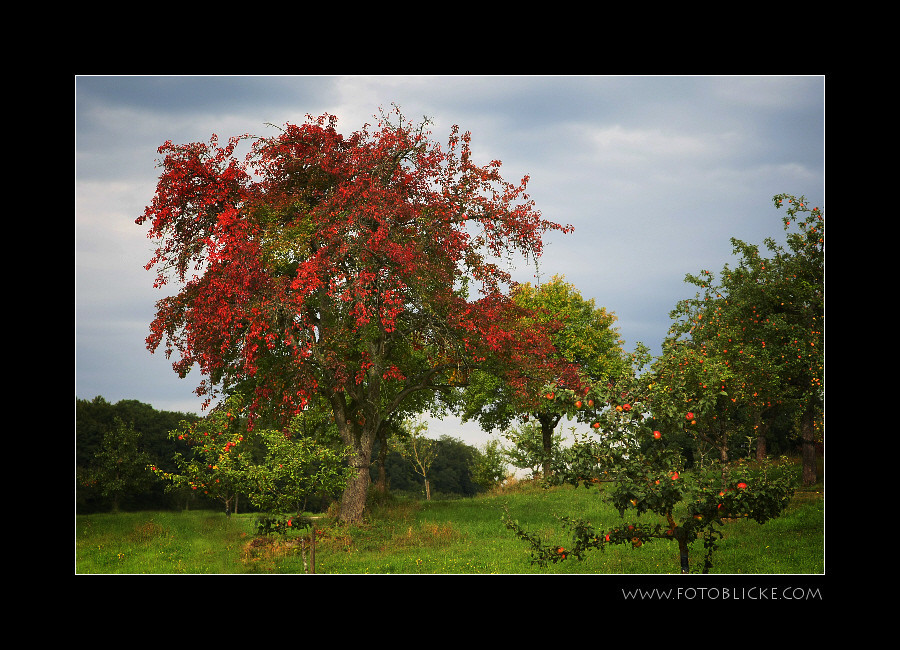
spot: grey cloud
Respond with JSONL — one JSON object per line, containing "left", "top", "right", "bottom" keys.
{"left": 75, "top": 75, "right": 825, "bottom": 441}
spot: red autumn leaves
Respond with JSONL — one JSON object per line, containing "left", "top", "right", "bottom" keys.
{"left": 137, "top": 110, "right": 574, "bottom": 429}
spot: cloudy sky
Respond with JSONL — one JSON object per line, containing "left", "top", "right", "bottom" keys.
{"left": 75, "top": 75, "right": 824, "bottom": 447}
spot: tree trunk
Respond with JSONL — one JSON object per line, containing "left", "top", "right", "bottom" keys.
{"left": 376, "top": 440, "right": 388, "bottom": 493}
{"left": 425, "top": 478, "right": 431, "bottom": 501}
{"left": 539, "top": 414, "right": 560, "bottom": 479}
{"left": 340, "top": 461, "right": 370, "bottom": 523}
{"left": 669, "top": 514, "right": 690, "bottom": 574}
{"left": 339, "top": 423, "right": 377, "bottom": 524}
{"left": 755, "top": 433, "right": 767, "bottom": 462}
{"left": 800, "top": 404, "right": 818, "bottom": 486}
{"left": 719, "top": 425, "right": 729, "bottom": 488}
{"left": 753, "top": 412, "right": 767, "bottom": 462}
{"left": 678, "top": 534, "right": 690, "bottom": 574}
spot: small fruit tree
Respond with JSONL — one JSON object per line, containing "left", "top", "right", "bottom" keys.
{"left": 152, "top": 397, "right": 352, "bottom": 529}
{"left": 151, "top": 400, "right": 253, "bottom": 516}
{"left": 503, "top": 345, "right": 797, "bottom": 573}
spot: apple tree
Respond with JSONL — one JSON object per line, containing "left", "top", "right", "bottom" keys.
{"left": 150, "top": 400, "right": 256, "bottom": 516}
{"left": 735, "top": 194, "right": 823, "bottom": 484}
{"left": 152, "top": 396, "right": 353, "bottom": 526}
{"left": 504, "top": 345, "right": 797, "bottom": 574}
{"left": 652, "top": 194, "right": 823, "bottom": 484}
{"left": 136, "top": 106, "right": 572, "bottom": 523}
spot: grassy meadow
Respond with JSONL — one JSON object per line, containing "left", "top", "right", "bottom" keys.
{"left": 75, "top": 477, "right": 824, "bottom": 575}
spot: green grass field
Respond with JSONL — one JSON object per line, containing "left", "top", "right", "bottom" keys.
{"left": 75, "top": 480, "right": 823, "bottom": 575}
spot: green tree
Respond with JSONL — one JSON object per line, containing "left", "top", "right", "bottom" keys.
{"left": 374, "top": 431, "right": 494, "bottom": 498}
{"left": 153, "top": 397, "right": 352, "bottom": 524}
{"left": 82, "top": 417, "right": 154, "bottom": 512}
{"left": 504, "top": 195, "right": 818, "bottom": 572}
{"left": 394, "top": 418, "right": 439, "bottom": 500}
{"left": 457, "top": 275, "right": 625, "bottom": 478}
{"left": 430, "top": 435, "right": 489, "bottom": 497}
{"left": 244, "top": 427, "right": 352, "bottom": 522}
{"left": 151, "top": 404, "right": 251, "bottom": 516}
{"left": 469, "top": 438, "right": 510, "bottom": 492}
{"left": 500, "top": 420, "right": 565, "bottom": 479}
{"left": 745, "top": 194, "right": 823, "bottom": 484}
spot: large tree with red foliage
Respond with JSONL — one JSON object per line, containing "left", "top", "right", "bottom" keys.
{"left": 136, "top": 108, "right": 573, "bottom": 522}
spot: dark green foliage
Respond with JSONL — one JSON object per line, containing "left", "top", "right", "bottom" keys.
{"left": 77, "top": 397, "right": 493, "bottom": 513}
{"left": 76, "top": 397, "right": 204, "bottom": 513}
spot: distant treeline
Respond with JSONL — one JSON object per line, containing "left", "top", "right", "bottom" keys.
{"left": 76, "top": 396, "right": 490, "bottom": 514}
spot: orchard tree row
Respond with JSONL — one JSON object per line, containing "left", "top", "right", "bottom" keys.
{"left": 502, "top": 195, "right": 822, "bottom": 572}
{"left": 129, "top": 106, "right": 823, "bottom": 571}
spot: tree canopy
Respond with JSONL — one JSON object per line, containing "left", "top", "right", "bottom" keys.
{"left": 455, "top": 275, "right": 625, "bottom": 477}
{"left": 135, "top": 107, "right": 573, "bottom": 522}
{"left": 650, "top": 193, "right": 823, "bottom": 483}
